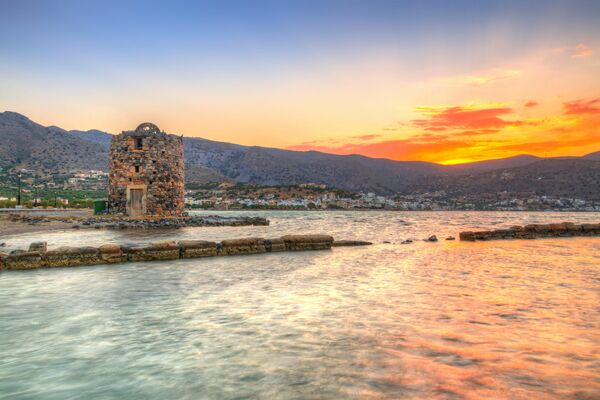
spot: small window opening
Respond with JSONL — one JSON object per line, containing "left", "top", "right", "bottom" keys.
{"left": 129, "top": 178, "right": 132, "bottom": 182}
{"left": 135, "top": 166, "right": 140, "bottom": 173}
{"left": 135, "top": 138, "right": 143, "bottom": 150}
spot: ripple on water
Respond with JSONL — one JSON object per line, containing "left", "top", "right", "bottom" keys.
{"left": 1, "top": 211, "right": 599, "bottom": 399}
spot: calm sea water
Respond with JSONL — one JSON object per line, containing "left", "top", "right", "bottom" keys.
{"left": 1, "top": 211, "right": 599, "bottom": 399}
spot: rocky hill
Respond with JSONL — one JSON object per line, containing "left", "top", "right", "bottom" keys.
{"left": 0, "top": 112, "right": 108, "bottom": 173}
{"left": 404, "top": 159, "right": 600, "bottom": 200}
{"left": 1, "top": 111, "right": 599, "bottom": 197}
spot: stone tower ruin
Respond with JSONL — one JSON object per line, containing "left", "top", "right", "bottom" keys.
{"left": 108, "top": 123, "right": 185, "bottom": 216}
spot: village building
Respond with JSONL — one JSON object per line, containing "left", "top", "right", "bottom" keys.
{"left": 108, "top": 123, "right": 185, "bottom": 216}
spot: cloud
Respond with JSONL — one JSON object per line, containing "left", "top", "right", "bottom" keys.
{"left": 288, "top": 98, "right": 600, "bottom": 164}
{"left": 411, "top": 105, "right": 518, "bottom": 131}
{"left": 288, "top": 137, "right": 473, "bottom": 161}
{"left": 571, "top": 44, "right": 594, "bottom": 58}
{"left": 350, "top": 134, "right": 382, "bottom": 141}
{"left": 563, "top": 98, "right": 600, "bottom": 115}
{"left": 441, "top": 69, "right": 521, "bottom": 87}
{"left": 525, "top": 101, "right": 538, "bottom": 108}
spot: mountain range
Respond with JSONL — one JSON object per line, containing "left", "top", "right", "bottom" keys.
{"left": 1, "top": 111, "right": 599, "bottom": 199}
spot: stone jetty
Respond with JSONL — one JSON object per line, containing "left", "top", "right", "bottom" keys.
{"left": 9, "top": 214, "right": 269, "bottom": 229}
{"left": 0, "top": 235, "right": 370, "bottom": 271}
{"left": 460, "top": 222, "right": 600, "bottom": 241}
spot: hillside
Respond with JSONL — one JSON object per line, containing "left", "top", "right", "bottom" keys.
{"left": 404, "top": 159, "right": 600, "bottom": 200}
{"left": 1, "top": 111, "right": 599, "bottom": 197}
{"left": 0, "top": 112, "right": 108, "bottom": 172}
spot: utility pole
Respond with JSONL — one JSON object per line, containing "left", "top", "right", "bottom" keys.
{"left": 33, "top": 177, "right": 37, "bottom": 207}
{"left": 17, "top": 172, "right": 21, "bottom": 207}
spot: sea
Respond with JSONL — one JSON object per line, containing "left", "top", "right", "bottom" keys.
{"left": 0, "top": 211, "right": 599, "bottom": 399}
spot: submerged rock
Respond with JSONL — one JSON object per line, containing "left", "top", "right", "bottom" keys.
{"left": 426, "top": 235, "right": 438, "bottom": 242}
{"left": 460, "top": 221, "right": 600, "bottom": 241}
{"left": 332, "top": 240, "right": 373, "bottom": 247}
{"left": 446, "top": 236, "right": 456, "bottom": 241}
{"left": 401, "top": 239, "right": 413, "bottom": 244}
{"left": 0, "top": 234, "right": 369, "bottom": 272}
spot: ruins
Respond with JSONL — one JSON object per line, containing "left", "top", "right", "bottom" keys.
{"left": 108, "top": 123, "right": 185, "bottom": 216}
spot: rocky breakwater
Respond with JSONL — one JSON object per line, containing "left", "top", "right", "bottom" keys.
{"left": 0, "top": 235, "right": 370, "bottom": 272}
{"left": 11, "top": 214, "right": 269, "bottom": 229}
{"left": 459, "top": 222, "right": 600, "bottom": 241}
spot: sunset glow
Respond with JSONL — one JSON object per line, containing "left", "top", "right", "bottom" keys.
{"left": 1, "top": 1, "right": 599, "bottom": 164}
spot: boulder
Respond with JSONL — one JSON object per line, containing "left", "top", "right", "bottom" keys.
{"left": 29, "top": 242, "right": 47, "bottom": 253}
{"left": 524, "top": 224, "right": 550, "bottom": 233}
{"left": 426, "top": 235, "right": 438, "bottom": 242}
{"left": 445, "top": 236, "right": 455, "bottom": 241}
{"left": 149, "top": 241, "right": 180, "bottom": 251}
{"left": 548, "top": 223, "right": 569, "bottom": 233}
{"left": 179, "top": 240, "right": 218, "bottom": 258}
{"left": 493, "top": 229, "right": 516, "bottom": 239}
{"left": 581, "top": 223, "right": 600, "bottom": 233}
{"left": 459, "top": 232, "right": 475, "bottom": 241}
{"left": 43, "top": 246, "right": 102, "bottom": 267}
{"left": 264, "top": 238, "right": 286, "bottom": 252}
{"left": 3, "top": 251, "right": 43, "bottom": 270}
{"left": 401, "top": 239, "right": 413, "bottom": 244}
{"left": 473, "top": 231, "right": 493, "bottom": 240}
{"left": 220, "top": 238, "right": 266, "bottom": 255}
{"left": 124, "top": 241, "right": 180, "bottom": 261}
{"left": 565, "top": 222, "right": 582, "bottom": 232}
{"left": 280, "top": 234, "right": 334, "bottom": 251}
{"left": 98, "top": 244, "right": 127, "bottom": 263}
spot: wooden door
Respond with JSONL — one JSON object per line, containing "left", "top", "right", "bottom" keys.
{"left": 129, "top": 189, "right": 144, "bottom": 216}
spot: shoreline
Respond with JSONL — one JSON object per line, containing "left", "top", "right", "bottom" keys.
{"left": 0, "top": 213, "right": 269, "bottom": 239}
{"left": 0, "top": 216, "right": 78, "bottom": 238}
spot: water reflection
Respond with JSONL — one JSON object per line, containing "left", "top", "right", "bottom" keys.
{"left": 0, "top": 211, "right": 599, "bottom": 399}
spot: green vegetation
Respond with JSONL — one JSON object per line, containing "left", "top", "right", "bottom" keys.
{"left": 0, "top": 168, "right": 107, "bottom": 209}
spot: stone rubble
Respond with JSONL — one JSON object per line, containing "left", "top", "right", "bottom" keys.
{"left": 331, "top": 240, "right": 373, "bottom": 247}
{"left": 459, "top": 222, "right": 600, "bottom": 241}
{"left": 0, "top": 235, "right": 371, "bottom": 271}
{"left": 11, "top": 214, "right": 270, "bottom": 229}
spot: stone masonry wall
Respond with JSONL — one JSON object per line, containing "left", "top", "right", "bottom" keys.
{"left": 108, "top": 123, "right": 185, "bottom": 216}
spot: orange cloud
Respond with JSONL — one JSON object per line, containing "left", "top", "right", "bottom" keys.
{"left": 351, "top": 134, "right": 382, "bottom": 141}
{"left": 571, "top": 44, "right": 594, "bottom": 58}
{"left": 411, "top": 105, "right": 518, "bottom": 131}
{"left": 564, "top": 98, "right": 600, "bottom": 115}
{"left": 289, "top": 137, "right": 473, "bottom": 161}
{"left": 288, "top": 98, "right": 600, "bottom": 164}
{"left": 525, "top": 101, "right": 538, "bottom": 108}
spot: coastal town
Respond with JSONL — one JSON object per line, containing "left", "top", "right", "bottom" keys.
{"left": 2, "top": 168, "right": 599, "bottom": 212}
